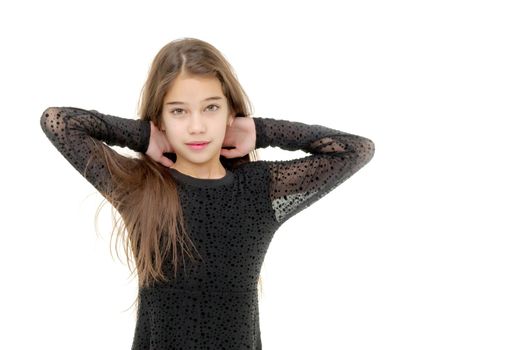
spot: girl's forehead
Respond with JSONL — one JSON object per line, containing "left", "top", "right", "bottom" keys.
{"left": 165, "top": 76, "right": 224, "bottom": 102}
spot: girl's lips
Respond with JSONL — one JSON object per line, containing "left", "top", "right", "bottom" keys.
{"left": 186, "top": 142, "right": 210, "bottom": 150}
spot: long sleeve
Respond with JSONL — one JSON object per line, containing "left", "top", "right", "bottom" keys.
{"left": 253, "top": 117, "right": 375, "bottom": 225}
{"left": 40, "top": 106, "right": 151, "bottom": 198}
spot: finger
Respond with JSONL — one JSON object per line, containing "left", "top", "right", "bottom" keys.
{"left": 161, "top": 156, "right": 174, "bottom": 168}
{"left": 221, "top": 148, "right": 239, "bottom": 159}
{"left": 220, "top": 148, "right": 231, "bottom": 158}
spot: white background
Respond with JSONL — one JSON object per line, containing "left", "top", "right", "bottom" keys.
{"left": 1, "top": 0, "right": 524, "bottom": 349}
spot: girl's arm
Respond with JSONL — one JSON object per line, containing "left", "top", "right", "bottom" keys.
{"left": 40, "top": 107, "right": 151, "bottom": 198}
{"left": 253, "top": 117, "right": 375, "bottom": 225}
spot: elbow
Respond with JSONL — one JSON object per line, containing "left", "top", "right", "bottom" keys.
{"left": 357, "top": 137, "right": 375, "bottom": 166}
{"left": 40, "top": 107, "right": 65, "bottom": 135}
{"left": 40, "top": 107, "right": 53, "bottom": 132}
{"left": 365, "top": 137, "right": 375, "bottom": 161}
{"left": 42, "top": 106, "right": 62, "bottom": 117}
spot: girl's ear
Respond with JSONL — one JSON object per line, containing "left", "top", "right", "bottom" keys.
{"left": 228, "top": 113, "right": 234, "bottom": 127}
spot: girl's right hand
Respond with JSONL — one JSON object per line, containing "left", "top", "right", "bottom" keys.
{"left": 145, "top": 121, "right": 175, "bottom": 168}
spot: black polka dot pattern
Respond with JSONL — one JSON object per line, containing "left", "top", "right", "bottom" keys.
{"left": 40, "top": 107, "right": 375, "bottom": 349}
{"left": 40, "top": 107, "right": 151, "bottom": 197}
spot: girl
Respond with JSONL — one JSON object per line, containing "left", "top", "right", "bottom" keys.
{"left": 40, "top": 37, "right": 375, "bottom": 350}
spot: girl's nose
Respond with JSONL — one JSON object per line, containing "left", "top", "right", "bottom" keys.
{"left": 188, "top": 114, "right": 206, "bottom": 133}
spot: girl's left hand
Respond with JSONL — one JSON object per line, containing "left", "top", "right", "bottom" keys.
{"left": 220, "top": 117, "right": 256, "bottom": 158}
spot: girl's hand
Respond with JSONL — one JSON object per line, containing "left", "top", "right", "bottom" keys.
{"left": 220, "top": 117, "right": 256, "bottom": 158}
{"left": 145, "top": 121, "right": 175, "bottom": 167}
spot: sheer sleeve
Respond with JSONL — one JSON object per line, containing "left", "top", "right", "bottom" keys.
{"left": 253, "top": 117, "right": 375, "bottom": 225}
{"left": 40, "top": 106, "right": 151, "bottom": 199}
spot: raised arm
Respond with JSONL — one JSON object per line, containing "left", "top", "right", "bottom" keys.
{"left": 40, "top": 106, "right": 151, "bottom": 199}
{"left": 253, "top": 117, "right": 375, "bottom": 225}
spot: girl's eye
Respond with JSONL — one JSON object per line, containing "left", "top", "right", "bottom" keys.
{"left": 206, "top": 104, "right": 219, "bottom": 112}
{"left": 171, "top": 105, "right": 219, "bottom": 115}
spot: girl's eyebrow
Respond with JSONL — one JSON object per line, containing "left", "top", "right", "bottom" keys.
{"left": 165, "top": 96, "right": 224, "bottom": 105}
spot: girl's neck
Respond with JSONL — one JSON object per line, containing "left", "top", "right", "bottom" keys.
{"left": 169, "top": 163, "right": 226, "bottom": 180}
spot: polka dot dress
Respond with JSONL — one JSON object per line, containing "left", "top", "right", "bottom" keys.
{"left": 40, "top": 107, "right": 375, "bottom": 349}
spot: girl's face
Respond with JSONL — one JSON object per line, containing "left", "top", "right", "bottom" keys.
{"left": 160, "top": 74, "right": 234, "bottom": 171}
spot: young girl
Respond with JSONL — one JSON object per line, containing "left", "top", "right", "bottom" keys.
{"left": 40, "top": 37, "right": 375, "bottom": 350}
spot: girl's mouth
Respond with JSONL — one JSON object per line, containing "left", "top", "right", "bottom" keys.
{"left": 186, "top": 142, "right": 210, "bottom": 150}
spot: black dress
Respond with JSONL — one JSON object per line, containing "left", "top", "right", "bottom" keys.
{"left": 40, "top": 107, "right": 375, "bottom": 349}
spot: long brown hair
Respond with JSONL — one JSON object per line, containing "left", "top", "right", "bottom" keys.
{"left": 90, "top": 37, "right": 262, "bottom": 312}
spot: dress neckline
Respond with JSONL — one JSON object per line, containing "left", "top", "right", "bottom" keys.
{"left": 168, "top": 167, "right": 234, "bottom": 188}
